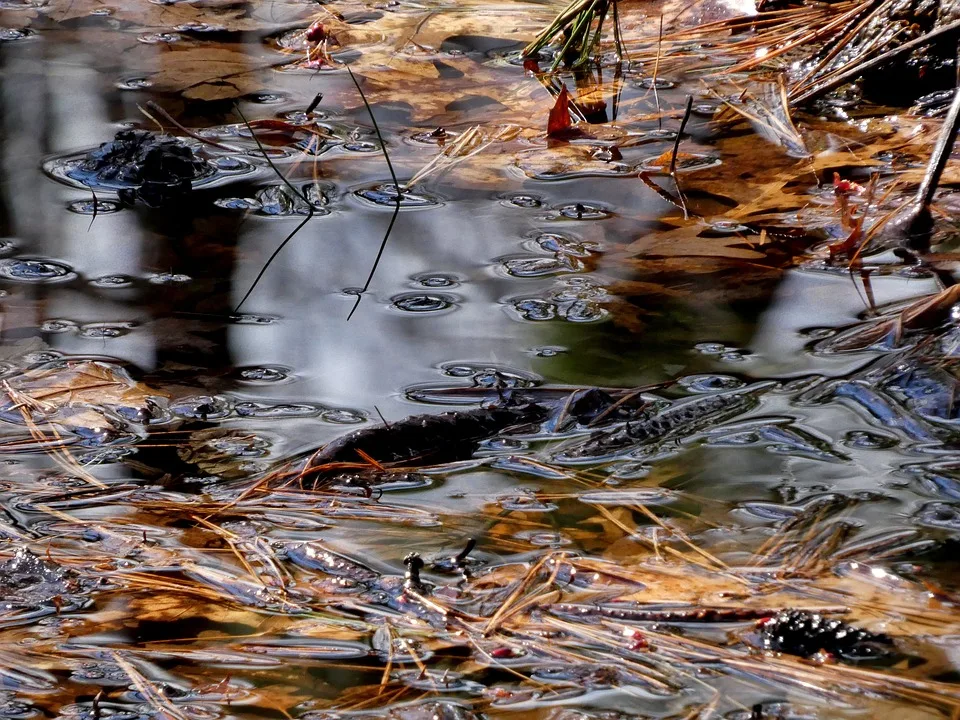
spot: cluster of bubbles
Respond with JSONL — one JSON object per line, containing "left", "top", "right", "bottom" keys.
{"left": 40, "top": 320, "right": 137, "bottom": 339}
{"left": 216, "top": 183, "right": 331, "bottom": 216}
{"left": 693, "top": 342, "right": 750, "bottom": 363}
{"left": 500, "top": 231, "right": 600, "bottom": 279}
{"left": 511, "top": 276, "right": 611, "bottom": 323}
{"left": 169, "top": 394, "right": 366, "bottom": 424}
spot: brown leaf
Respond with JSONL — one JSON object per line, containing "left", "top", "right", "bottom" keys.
{"left": 515, "top": 142, "right": 636, "bottom": 181}
{"left": 145, "top": 45, "right": 272, "bottom": 101}
{"left": 625, "top": 223, "right": 767, "bottom": 260}
{"left": 2, "top": 360, "right": 166, "bottom": 434}
{"left": 0, "top": 7, "right": 37, "bottom": 27}
{"left": 8, "top": 360, "right": 164, "bottom": 409}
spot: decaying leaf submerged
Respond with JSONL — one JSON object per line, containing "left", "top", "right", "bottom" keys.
{"left": 553, "top": 382, "right": 773, "bottom": 462}
{"left": 290, "top": 381, "right": 779, "bottom": 486}
{"left": 295, "top": 387, "right": 647, "bottom": 483}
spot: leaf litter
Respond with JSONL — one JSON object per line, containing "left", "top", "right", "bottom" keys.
{"left": 8, "top": 0, "right": 960, "bottom": 717}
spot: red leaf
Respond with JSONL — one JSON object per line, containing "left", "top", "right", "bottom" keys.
{"left": 832, "top": 171, "right": 863, "bottom": 197}
{"left": 306, "top": 22, "right": 326, "bottom": 43}
{"left": 547, "top": 85, "right": 573, "bottom": 138}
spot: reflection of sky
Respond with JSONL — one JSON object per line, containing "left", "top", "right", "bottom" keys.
{"left": 720, "top": 0, "right": 759, "bottom": 17}
{"left": 221, "top": 117, "right": 680, "bottom": 418}
{"left": 228, "top": 194, "right": 538, "bottom": 415}
{"left": 3, "top": 38, "right": 666, "bottom": 453}
{"left": 1, "top": 7, "right": 957, "bottom": 709}
{"left": 2, "top": 44, "right": 153, "bottom": 370}
{"left": 226, "top": 172, "right": 635, "bottom": 421}
{"left": 749, "top": 268, "right": 942, "bottom": 378}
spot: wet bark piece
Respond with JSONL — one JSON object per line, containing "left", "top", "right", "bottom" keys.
{"left": 307, "top": 404, "right": 549, "bottom": 472}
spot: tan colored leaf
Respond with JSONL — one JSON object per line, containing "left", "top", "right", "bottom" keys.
{"left": 145, "top": 45, "right": 273, "bottom": 100}
{"left": 8, "top": 360, "right": 164, "bottom": 409}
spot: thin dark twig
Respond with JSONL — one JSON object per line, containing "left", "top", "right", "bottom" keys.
{"left": 306, "top": 93, "right": 324, "bottom": 114}
{"left": 612, "top": 0, "right": 629, "bottom": 64}
{"left": 638, "top": 172, "right": 701, "bottom": 217}
{"left": 87, "top": 190, "right": 98, "bottom": 233}
{"left": 346, "top": 67, "right": 399, "bottom": 191}
{"left": 918, "top": 85, "right": 960, "bottom": 208}
{"left": 374, "top": 405, "right": 392, "bottom": 429}
{"left": 233, "top": 104, "right": 315, "bottom": 313}
{"left": 236, "top": 105, "right": 314, "bottom": 205}
{"left": 669, "top": 96, "right": 693, "bottom": 176}
{"left": 234, "top": 215, "right": 312, "bottom": 314}
{"left": 345, "top": 65, "right": 402, "bottom": 321}
{"left": 346, "top": 207, "right": 399, "bottom": 321}
{"left": 654, "top": 15, "right": 664, "bottom": 128}
{"left": 611, "top": 61, "right": 623, "bottom": 122}
{"left": 670, "top": 96, "right": 694, "bottom": 219}
{"left": 455, "top": 537, "right": 477, "bottom": 563}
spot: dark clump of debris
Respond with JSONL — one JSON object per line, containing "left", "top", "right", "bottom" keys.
{"left": 305, "top": 403, "right": 549, "bottom": 479}
{"left": 0, "top": 548, "right": 82, "bottom": 614}
{"left": 758, "top": 610, "right": 897, "bottom": 663}
{"left": 69, "top": 130, "right": 211, "bottom": 206}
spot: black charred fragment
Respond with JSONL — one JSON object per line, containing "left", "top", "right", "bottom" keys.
{"left": 307, "top": 403, "right": 549, "bottom": 475}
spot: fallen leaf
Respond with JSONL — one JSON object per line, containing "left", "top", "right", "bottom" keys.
{"left": 547, "top": 84, "right": 572, "bottom": 137}
{"left": 0, "top": 360, "right": 166, "bottom": 434}
{"left": 6, "top": 360, "right": 164, "bottom": 409}
{"left": 143, "top": 45, "right": 275, "bottom": 101}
